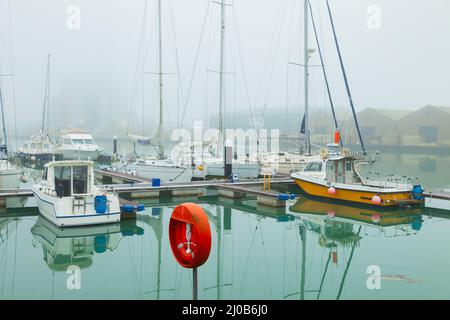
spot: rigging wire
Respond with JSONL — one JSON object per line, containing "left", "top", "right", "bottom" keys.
{"left": 308, "top": 0, "right": 341, "bottom": 144}
{"left": 180, "top": 0, "right": 211, "bottom": 126}
{"left": 253, "top": 0, "right": 285, "bottom": 117}
{"left": 7, "top": 0, "right": 16, "bottom": 150}
{"left": 126, "top": 0, "right": 149, "bottom": 136}
{"left": 260, "top": 1, "right": 288, "bottom": 121}
{"left": 230, "top": 1, "right": 256, "bottom": 130}
{"left": 168, "top": 0, "right": 185, "bottom": 128}
{"left": 325, "top": 0, "right": 365, "bottom": 153}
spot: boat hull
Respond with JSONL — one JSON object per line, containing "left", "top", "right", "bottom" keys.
{"left": 16, "top": 152, "right": 63, "bottom": 168}
{"left": 59, "top": 149, "right": 101, "bottom": 161}
{"left": 292, "top": 175, "right": 419, "bottom": 207}
{"left": 134, "top": 164, "right": 193, "bottom": 182}
{"left": 32, "top": 186, "right": 121, "bottom": 227}
{"left": 0, "top": 165, "right": 22, "bottom": 189}
{"left": 206, "top": 163, "right": 261, "bottom": 179}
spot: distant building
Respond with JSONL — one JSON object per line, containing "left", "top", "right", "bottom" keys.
{"left": 396, "top": 105, "right": 450, "bottom": 147}
{"left": 341, "top": 108, "right": 409, "bottom": 146}
{"left": 209, "top": 105, "right": 450, "bottom": 149}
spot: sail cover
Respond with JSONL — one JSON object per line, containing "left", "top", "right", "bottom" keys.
{"left": 127, "top": 134, "right": 154, "bottom": 145}
{"left": 300, "top": 114, "right": 306, "bottom": 134}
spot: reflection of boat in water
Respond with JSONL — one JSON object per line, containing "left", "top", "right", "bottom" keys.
{"left": 31, "top": 217, "right": 144, "bottom": 271}
{"left": 290, "top": 195, "right": 422, "bottom": 299}
{"left": 290, "top": 197, "right": 422, "bottom": 229}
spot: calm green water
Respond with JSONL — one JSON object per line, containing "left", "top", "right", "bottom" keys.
{"left": 0, "top": 151, "right": 450, "bottom": 300}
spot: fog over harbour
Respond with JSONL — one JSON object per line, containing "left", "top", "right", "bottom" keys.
{"left": 0, "top": 0, "right": 449, "bottom": 140}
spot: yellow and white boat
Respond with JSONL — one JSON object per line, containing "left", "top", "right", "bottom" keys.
{"left": 290, "top": 143, "right": 424, "bottom": 207}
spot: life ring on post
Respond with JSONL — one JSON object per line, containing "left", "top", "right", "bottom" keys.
{"left": 169, "top": 203, "right": 212, "bottom": 269}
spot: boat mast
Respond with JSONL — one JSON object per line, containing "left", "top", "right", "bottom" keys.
{"left": 41, "top": 54, "right": 50, "bottom": 136}
{"left": 303, "top": 0, "right": 311, "bottom": 155}
{"left": 219, "top": 0, "right": 226, "bottom": 149}
{"left": 0, "top": 64, "right": 8, "bottom": 153}
{"left": 157, "top": 0, "right": 164, "bottom": 159}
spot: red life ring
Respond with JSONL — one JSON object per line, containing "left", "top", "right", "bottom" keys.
{"left": 169, "top": 203, "right": 211, "bottom": 268}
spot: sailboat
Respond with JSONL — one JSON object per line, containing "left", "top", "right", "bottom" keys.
{"left": 122, "top": 0, "right": 193, "bottom": 182}
{"left": 201, "top": 0, "right": 261, "bottom": 179}
{"left": 0, "top": 64, "right": 22, "bottom": 189}
{"left": 16, "top": 55, "right": 62, "bottom": 167}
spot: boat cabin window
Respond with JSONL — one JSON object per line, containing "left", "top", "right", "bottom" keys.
{"left": 73, "top": 139, "right": 84, "bottom": 145}
{"left": 84, "top": 139, "right": 95, "bottom": 144}
{"left": 43, "top": 167, "right": 48, "bottom": 180}
{"left": 303, "top": 162, "right": 323, "bottom": 172}
{"left": 346, "top": 161, "right": 352, "bottom": 172}
{"left": 72, "top": 166, "right": 88, "bottom": 195}
{"left": 54, "top": 166, "right": 72, "bottom": 197}
{"left": 54, "top": 165, "right": 89, "bottom": 197}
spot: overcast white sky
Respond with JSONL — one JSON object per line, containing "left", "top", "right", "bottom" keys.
{"left": 0, "top": 0, "right": 449, "bottom": 137}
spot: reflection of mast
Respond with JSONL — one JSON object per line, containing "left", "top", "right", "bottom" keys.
{"left": 137, "top": 211, "right": 164, "bottom": 299}
{"left": 299, "top": 225, "right": 306, "bottom": 300}
{"left": 156, "top": 211, "right": 162, "bottom": 300}
{"left": 316, "top": 250, "right": 332, "bottom": 300}
{"left": 336, "top": 225, "right": 361, "bottom": 300}
{"left": 216, "top": 206, "right": 222, "bottom": 300}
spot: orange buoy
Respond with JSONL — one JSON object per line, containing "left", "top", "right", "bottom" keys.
{"left": 169, "top": 203, "right": 212, "bottom": 269}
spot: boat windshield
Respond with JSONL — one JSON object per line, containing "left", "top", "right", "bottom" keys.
{"left": 303, "top": 162, "right": 323, "bottom": 172}
{"left": 54, "top": 165, "right": 89, "bottom": 196}
{"left": 73, "top": 139, "right": 85, "bottom": 145}
{"left": 72, "top": 166, "right": 88, "bottom": 194}
{"left": 54, "top": 166, "right": 72, "bottom": 197}
{"left": 84, "top": 139, "right": 95, "bottom": 145}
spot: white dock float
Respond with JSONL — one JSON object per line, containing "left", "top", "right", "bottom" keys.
{"left": 424, "top": 191, "right": 450, "bottom": 211}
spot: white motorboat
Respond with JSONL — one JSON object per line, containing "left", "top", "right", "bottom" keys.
{"left": 424, "top": 189, "right": 450, "bottom": 211}
{"left": 17, "top": 132, "right": 62, "bottom": 167}
{"left": 32, "top": 160, "right": 121, "bottom": 227}
{"left": 55, "top": 128, "right": 102, "bottom": 161}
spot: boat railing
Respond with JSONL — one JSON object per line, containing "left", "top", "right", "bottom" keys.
{"left": 362, "top": 172, "right": 418, "bottom": 189}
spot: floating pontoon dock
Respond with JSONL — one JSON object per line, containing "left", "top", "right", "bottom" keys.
{"left": 0, "top": 170, "right": 296, "bottom": 209}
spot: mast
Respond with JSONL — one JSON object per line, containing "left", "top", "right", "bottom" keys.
{"left": 299, "top": 225, "right": 306, "bottom": 300}
{"left": 0, "top": 64, "right": 8, "bottom": 153}
{"left": 219, "top": 0, "right": 226, "bottom": 149}
{"left": 325, "top": 0, "right": 366, "bottom": 153}
{"left": 303, "top": 0, "right": 311, "bottom": 155}
{"left": 157, "top": 0, "right": 164, "bottom": 159}
{"left": 41, "top": 54, "right": 50, "bottom": 135}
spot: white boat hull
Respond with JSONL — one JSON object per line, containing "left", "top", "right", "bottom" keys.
{"left": 0, "top": 163, "right": 22, "bottom": 189}
{"left": 133, "top": 164, "right": 193, "bottom": 182}
{"left": 424, "top": 192, "right": 450, "bottom": 211}
{"left": 59, "top": 149, "right": 100, "bottom": 161}
{"left": 32, "top": 186, "right": 121, "bottom": 227}
{"left": 206, "top": 162, "right": 261, "bottom": 179}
